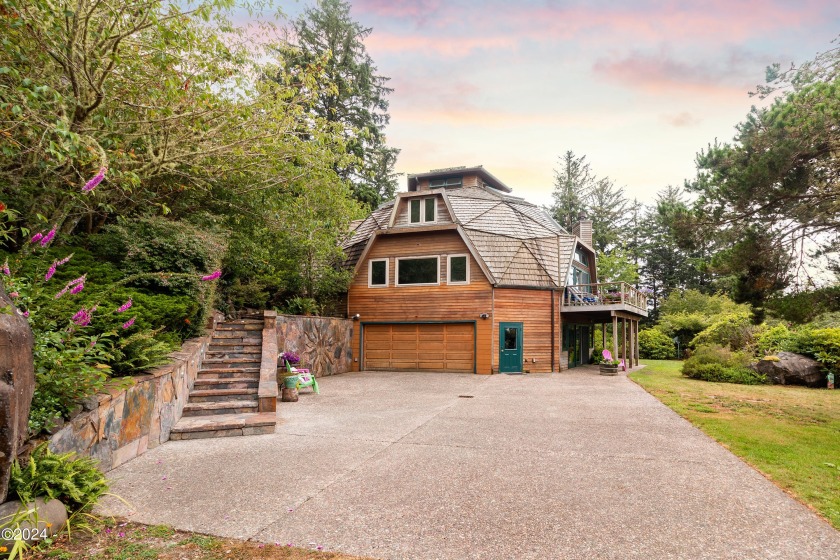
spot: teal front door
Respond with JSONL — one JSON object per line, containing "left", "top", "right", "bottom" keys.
{"left": 499, "top": 322, "right": 523, "bottom": 373}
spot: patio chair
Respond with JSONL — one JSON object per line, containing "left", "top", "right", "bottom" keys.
{"left": 601, "top": 349, "right": 626, "bottom": 371}
{"left": 567, "top": 286, "right": 600, "bottom": 304}
{"left": 285, "top": 361, "right": 319, "bottom": 394}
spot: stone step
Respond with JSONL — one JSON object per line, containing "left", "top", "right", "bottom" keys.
{"left": 197, "top": 368, "right": 260, "bottom": 380}
{"left": 216, "top": 323, "right": 263, "bottom": 331}
{"left": 194, "top": 377, "right": 259, "bottom": 390}
{"left": 202, "top": 358, "right": 261, "bottom": 370}
{"left": 189, "top": 387, "right": 258, "bottom": 402}
{"left": 182, "top": 400, "right": 259, "bottom": 417}
{"left": 212, "top": 331, "right": 262, "bottom": 341}
{"left": 207, "top": 337, "right": 262, "bottom": 352}
{"left": 169, "top": 412, "right": 276, "bottom": 440}
{"left": 205, "top": 350, "right": 262, "bottom": 360}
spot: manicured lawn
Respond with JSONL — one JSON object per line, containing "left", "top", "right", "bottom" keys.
{"left": 30, "top": 519, "right": 371, "bottom": 560}
{"left": 630, "top": 360, "right": 840, "bottom": 530}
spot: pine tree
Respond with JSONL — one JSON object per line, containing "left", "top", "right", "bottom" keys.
{"left": 551, "top": 151, "right": 593, "bottom": 231}
{"left": 289, "top": 0, "right": 400, "bottom": 208}
{"left": 587, "top": 177, "right": 629, "bottom": 253}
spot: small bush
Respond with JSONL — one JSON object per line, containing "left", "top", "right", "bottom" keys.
{"left": 639, "top": 328, "right": 675, "bottom": 359}
{"left": 682, "top": 344, "right": 767, "bottom": 385}
{"left": 10, "top": 444, "right": 108, "bottom": 513}
{"left": 756, "top": 324, "right": 791, "bottom": 356}
{"left": 783, "top": 327, "right": 840, "bottom": 376}
{"left": 690, "top": 311, "right": 756, "bottom": 351}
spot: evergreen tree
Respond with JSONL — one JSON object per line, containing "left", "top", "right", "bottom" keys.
{"left": 288, "top": 0, "right": 400, "bottom": 208}
{"left": 550, "top": 151, "right": 592, "bottom": 232}
{"left": 587, "top": 177, "right": 629, "bottom": 253}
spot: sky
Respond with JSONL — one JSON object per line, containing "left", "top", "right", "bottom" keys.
{"left": 270, "top": 0, "right": 839, "bottom": 206}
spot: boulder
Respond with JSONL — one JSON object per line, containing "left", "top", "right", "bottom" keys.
{"left": 0, "top": 283, "right": 35, "bottom": 502}
{"left": 0, "top": 497, "right": 68, "bottom": 547}
{"left": 752, "top": 352, "right": 826, "bottom": 387}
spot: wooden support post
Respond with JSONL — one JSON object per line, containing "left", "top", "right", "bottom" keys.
{"left": 621, "top": 317, "right": 627, "bottom": 367}
{"left": 636, "top": 320, "right": 640, "bottom": 366}
{"left": 602, "top": 323, "right": 606, "bottom": 351}
{"left": 612, "top": 316, "right": 618, "bottom": 361}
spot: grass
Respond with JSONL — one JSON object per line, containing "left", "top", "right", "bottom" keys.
{"left": 28, "top": 518, "right": 372, "bottom": 560}
{"left": 630, "top": 359, "right": 840, "bottom": 529}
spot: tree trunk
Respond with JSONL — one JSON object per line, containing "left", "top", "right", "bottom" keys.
{"left": 0, "top": 282, "right": 35, "bottom": 502}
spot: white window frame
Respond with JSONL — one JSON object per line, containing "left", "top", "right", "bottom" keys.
{"left": 408, "top": 197, "right": 437, "bottom": 225}
{"left": 368, "top": 258, "right": 389, "bottom": 288}
{"left": 447, "top": 254, "right": 470, "bottom": 285}
{"left": 395, "top": 255, "right": 440, "bottom": 286}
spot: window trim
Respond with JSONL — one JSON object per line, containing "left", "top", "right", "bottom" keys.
{"left": 408, "top": 196, "right": 437, "bottom": 225}
{"left": 368, "top": 258, "right": 389, "bottom": 288}
{"left": 395, "top": 255, "right": 440, "bottom": 286}
{"left": 447, "top": 254, "right": 470, "bottom": 285}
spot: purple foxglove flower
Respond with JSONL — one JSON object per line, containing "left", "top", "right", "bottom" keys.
{"left": 83, "top": 166, "right": 107, "bottom": 192}
{"left": 122, "top": 316, "right": 136, "bottom": 329}
{"left": 19, "top": 310, "right": 29, "bottom": 318}
{"left": 30, "top": 232, "right": 43, "bottom": 244}
{"left": 2, "top": 260, "right": 9, "bottom": 276}
{"left": 200, "top": 269, "right": 221, "bottom": 281}
{"left": 116, "top": 298, "right": 133, "bottom": 313}
{"left": 70, "top": 282, "right": 85, "bottom": 295}
{"left": 72, "top": 308, "right": 92, "bottom": 326}
{"left": 54, "top": 274, "right": 85, "bottom": 299}
{"left": 56, "top": 253, "right": 73, "bottom": 266}
{"left": 45, "top": 263, "right": 57, "bottom": 281}
{"left": 40, "top": 226, "right": 56, "bottom": 247}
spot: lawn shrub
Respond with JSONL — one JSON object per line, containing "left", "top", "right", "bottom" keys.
{"left": 682, "top": 344, "right": 767, "bottom": 384}
{"left": 10, "top": 444, "right": 108, "bottom": 513}
{"left": 690, "top": 311, "right": 756, "bottom": 351}
{"left": 639, "top": 327, "right": 675, "bottom": 359}
{"left": 783, "top": 327, "right": 840, "bottom": 376}
{"left": 756, "top": 324, "right": 791, "bottom": 356}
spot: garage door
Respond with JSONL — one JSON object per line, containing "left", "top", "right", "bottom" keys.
{"left": 363, "top": 323, "right": 475, "bottom": 372}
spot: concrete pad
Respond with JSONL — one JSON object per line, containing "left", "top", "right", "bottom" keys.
{"left": 102, "top": 368, "right": 840, "bottom": 559}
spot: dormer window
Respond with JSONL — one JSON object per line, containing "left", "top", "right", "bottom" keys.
{"left": 574, "top": 248, "right": 588, "bottom": 265}
{"left": 429, "top": 176, "right": 462, "bottom": 188}
{"left": 409, "top": 197, "right": 436, "bottom": 224}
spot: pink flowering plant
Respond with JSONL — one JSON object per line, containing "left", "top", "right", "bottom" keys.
{"left": 1, "top": 226, "right": 223, "bottom": 435}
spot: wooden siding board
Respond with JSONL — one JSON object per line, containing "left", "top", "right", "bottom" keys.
{"left": 492, "top": 288, "right": 556, "bottom": 373}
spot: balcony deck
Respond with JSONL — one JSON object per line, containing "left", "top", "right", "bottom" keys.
{"left": 561, "top": 282, "right": 649, "bottom": 318}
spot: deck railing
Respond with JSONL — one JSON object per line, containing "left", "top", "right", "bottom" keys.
{"left": 562, "top": 282, "right": 648, "bottom": 312}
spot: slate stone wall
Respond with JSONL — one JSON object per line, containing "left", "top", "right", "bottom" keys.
{"left": 48, "top": 337, "right": 210, "bottom": 471}
{"left": 276, "top": 315, "right": 353, "bottom": 376}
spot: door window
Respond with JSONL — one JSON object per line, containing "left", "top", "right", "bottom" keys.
{"left": 504, "top": 327, "right": 518, "bottom": 350}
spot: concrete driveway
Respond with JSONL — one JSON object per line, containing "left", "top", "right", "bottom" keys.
{"left": 101, "top": 369, "right": 840, "bottom": 559}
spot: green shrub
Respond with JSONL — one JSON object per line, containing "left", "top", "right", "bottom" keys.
{"left": 805, "top": 312, "right": 840, "bottom": 329}
{"left": 766, "top": 286, "right": 840, "bottom": 324}
{"left": 783, "top": 327, "right": 840, "bottom": 376}
{"left": 639, "top": 328, "right": 675, "bottom": 359}
{"left": 10, "top": 444, "right": 108, "bottom": 513}
{"left": 756, "top": 324, "right": 791, "bottom": 356}
{"left": 682, "top": 344, "right": 767, "bottom": 385}
{"left": 690, "top": 311, "right": 756, "bottom": 351}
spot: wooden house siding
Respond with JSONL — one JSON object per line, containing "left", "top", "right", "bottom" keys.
{"left": 348, "top": 230, "right": 493, "bottom": 373}
{"left": 492, "top": 288, "right": 558, "bottom": 373}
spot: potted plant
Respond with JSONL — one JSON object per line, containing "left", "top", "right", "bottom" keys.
{"left": 599, "top": 359, "right": 621, "bottom": 375}
{"left": 279, "top": 351, "right": 300, "bottom": 368}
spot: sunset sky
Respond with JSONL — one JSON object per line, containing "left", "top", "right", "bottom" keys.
{"left": 273, "top": 1, "right": 840, "bottom": 205}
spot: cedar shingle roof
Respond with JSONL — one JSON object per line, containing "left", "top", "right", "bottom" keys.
{"left": 342, "top": 186, "right": 584, "bottom": 288}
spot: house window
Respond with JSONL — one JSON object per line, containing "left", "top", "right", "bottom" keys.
{"left": 448, "top": 254, "right": 469, "bottom": 284}
{"left": 574, "top": 248, "right": 588, "bottom": 265}
{"left": 567, "top": 266, "right": 591, "bottom": 288}
{"left": 409, "top": 197, "right": 436, "bottom": 224}
{"left": 369, "top": 259, "right": 388, "bottom": 287}
{"left": 396, "top": 256, "right": 439, "bottom": 285}
{"left": 425, "top": 198, "right": 436, "bottom": 222}
{"left": 429, "top": 177, "right": 462, "bottom": 188}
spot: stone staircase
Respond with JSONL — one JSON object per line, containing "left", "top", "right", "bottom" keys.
{"left": 170, "top": 316, "right": 277, "bottom": 440}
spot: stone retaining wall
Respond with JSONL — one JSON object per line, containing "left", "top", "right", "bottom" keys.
{"left": 276, "top": 315, "right": 353, "bottom": 376}
{"left": 47, "top": 310, "right": 224, "bottom": 471}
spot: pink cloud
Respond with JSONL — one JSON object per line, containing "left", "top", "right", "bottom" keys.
{"left": 662, "top": 112, "right": 702, "bottom": 128}
{"left": 365, "top": 32, "right": 516, "bottom": 57}
{"left": 355, "top": 0, "right": 445, "bottom": 24}
{"left": 592, "top": 48, "right": 763, "bottom": 97}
